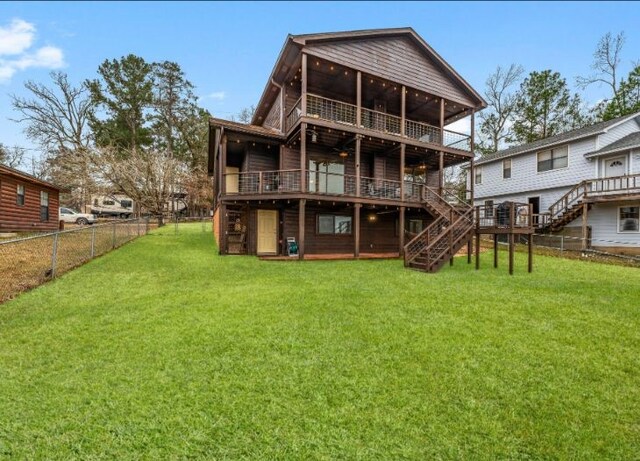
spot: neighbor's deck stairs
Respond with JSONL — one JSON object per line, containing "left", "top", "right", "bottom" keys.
{"left": 540, "top": 181, "right": 591, "bottom": 233}
{"left": 403, "top": 187, "right": 475, "bottom": 273}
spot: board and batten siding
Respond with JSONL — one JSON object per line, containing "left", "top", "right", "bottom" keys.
{"left": 304, "top": 36, "right": 476, "bottom": 107}
{"left": 474, "top": 137, "right": 597, "bottom": 200}
{"left": 597, "top": 118, "right": 640, "bottom": 149}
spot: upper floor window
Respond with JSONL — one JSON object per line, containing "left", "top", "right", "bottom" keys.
{"left": 503, "top": 159, "right": 512, "bottom": 179}
{"left": 16, "top": 184, "right": 25, "bottom": 206}
{"left": 474, "top": 166, "right": 483, "bottom": 185}
{"left": 619, "top": 206, "right": 639, "bottom": 233}
{"left": 40, "top": 191, "right": 49, "bottom": 222}
{"left": 537, "top": 146, "right": 568, "bottom": 172}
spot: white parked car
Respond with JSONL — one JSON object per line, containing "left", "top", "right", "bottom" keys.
{"left": 59, "top": 207, "right": 97, "bottom": 225}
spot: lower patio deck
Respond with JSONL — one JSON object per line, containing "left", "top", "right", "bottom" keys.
{"left": 259, "top": 252, "right": 400, "bottom": 261}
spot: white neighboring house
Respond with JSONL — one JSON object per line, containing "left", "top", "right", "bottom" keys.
{"left": 471, "top": 111, "right": 640, "bottom": 255}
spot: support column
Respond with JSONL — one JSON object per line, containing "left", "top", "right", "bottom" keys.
{"left": 581, "top": 203, "right": 588, "bottom": 251}
{"left": 301, "top": 53, "right": 308, "bottom": 116}
{"left": 401, "top": 85, "right": 406, "bottom": 136}
{"left": 528, "top": 234, "right": 533, "bottom": 273}
{"left": 493, "top": 234, "right": 498, "bottom": 268}
{"left": 467, "top": 239, "right": 472, "bottom": 264}
{"left": 439, "top": 98, "right": 445, "bottom": 143}
{"left": 221, "top": 135, "right": 228, "bottom": 196}
{"left": 355, "top": 135, "right": 361, "bottom": 196}
{"left": 356, "top": 71, "right": 362, "bottom": 128}
{"left": 354, "top": 203, "right": 361, "bottom": 258}
{"left": 399, "top": 206, "right": 405, "bottom": 255}
{"left": 470, "top": 110, "right": 476, "bottom": 203}
{"left": 508, "top": 233, "right": 514, "bottom": 276}
{"left": 300, "top": 122, "right": 307, "bottom": 192}
{"left": 475, "top": 232, "right": 480, "bottom": 270}
{"left": 219, "top": 203, "right": 227, "bottom": 255}
{"left": 438, "top": 151, "right": 444, "bottom": 195}
{"left": 298, "top": 199, "right": 306, "bottom": 259}
{"left": 400, "top": 143, "right": 405, "bottom": 199}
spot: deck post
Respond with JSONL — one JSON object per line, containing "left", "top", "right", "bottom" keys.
{"left": 449, "top": 208, "right": 454, "bottom": 266}
{"left": 298, "top": 199, "right": 306, "bottom": 259}
{"left": 439, "top": 98, "right": 445, "bottom": 143}
{"left": 401, "top": 85, "right": 406, "bottom": 137}
{"left": 508, "top": 233, "right": 514, "bottom": 276}
{"left": 438, "top": 151, "right": 444, "bottom": 196}
{"left": 528, "top": 234, "right": 533, "bottom": 273}
{"left": 400, "top": 143, "right": 405, "bottom": 200}
{"left": 493, "top": 234, "right": 498, "bottom": 268}
{"left": 219, "top": 203, "right": 227, "bottom": 255}
{"left": 300, "top": 122, "right": 307, "bottom": 192}
{"left": 470, "top": 110, "right": 475, "bottom": 203}
{"left": 354, "top": 203, "right": 361, "bottom": 258}
{"left": 301, "top": 53, "right": 307, "bottom": 116}
{"left": 221, "top": 135, "right": 227, "bottom": 195}
{"left": 475, "top": 232, "right": 480, "bottom": 270}
{"left": 356, "top": 71, "right": 362, "bottom": 128}
{"left": 581, "top": 202, "right": 588, "bottom": 251}
{"left": 467, "top": 239, "right": 472, "bottom": 264}
{"left": 355, "top": 135, "right": 361, "bottom": 196}
{"left": 399, "top": 206, "right": 405, "bottom": 255}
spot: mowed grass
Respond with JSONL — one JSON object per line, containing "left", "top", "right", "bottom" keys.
{"left": 1, "top": 224, "right": 639, "bottom": 459}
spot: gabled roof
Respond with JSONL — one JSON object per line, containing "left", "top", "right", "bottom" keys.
{"left": 0, "top": 164, "right": 63, "bottom": 191}
{"left": 476, "top": 112, "right": 640, "bottom": 166}
{"left": 251, "top": 27, "right": 486, "bottom": 125}
{"left": 584, "top": 132, "right": 640, "bottom": 158}
{"left": 209, "top": 117, "right": 285, "bottom": 141}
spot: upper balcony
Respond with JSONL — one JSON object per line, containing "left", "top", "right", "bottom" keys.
{"left": 285, "top": 93, "right": 472, "bottom": 153}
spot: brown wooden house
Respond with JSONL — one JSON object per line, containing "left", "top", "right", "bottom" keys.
{"left": 209, "top": 28, "right": 487, "bottom": 272}
{"left": 0, "top": 165, "right": 62, "bottom": 233}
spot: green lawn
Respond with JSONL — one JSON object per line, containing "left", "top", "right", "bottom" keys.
{"left": 1, "top": 224, "right": 639, "bottom": 459}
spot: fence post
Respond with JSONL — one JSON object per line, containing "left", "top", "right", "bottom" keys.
{"left": 112, "top": 221, "right": 116, "bottom": 249}
{"left": 137, "top": 218, "right": 141, "bottom": 237}
{"left": 146, "top": 217, "right": 150, "bottom": 234}
{"left": 560, "top": 235, "right": 564, "bottom": 252}
{"left": 51, "top": 232, "right": 59, "bottom": 278}
{"left": 90, "top": 226, "right": 96, "bottom": 258}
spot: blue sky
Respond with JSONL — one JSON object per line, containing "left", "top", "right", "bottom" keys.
{"left": 1, "top": 1, "right": 639, "bottom": 160}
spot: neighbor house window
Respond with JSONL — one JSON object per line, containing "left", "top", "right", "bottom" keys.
{"left": 474, "top": 166, "right": 482, "bottom": 185}
{"left": 317, "top": 215, "right": 352, "bottom": 235}
{"left": 40, "top": 191, "right": 49, "bottom": 221}
{"left": 503, "top": 159, "right": 512, "bottom": 179}
{"left": 16, "top": 184, "right": 25, "bottom": 206}
{"left": 537, "top": 146, "right": 568, "bottom": 172}
{"left": 618, "top": 206, "right": 639, "bottom": 232}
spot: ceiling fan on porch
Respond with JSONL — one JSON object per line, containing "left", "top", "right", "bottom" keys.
{"left": 332, "top": 136, "right": 357, "bottom": 159}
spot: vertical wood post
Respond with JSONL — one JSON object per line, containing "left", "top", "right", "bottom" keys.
{"left": 221, "top": 135, "right": 228, "bottom": 196}
{"left": 581, "top": 203, "right": 588, "bottom": 250}
{"left": 475, "top": 233, "right": 480, "bottom": 270}
{"left": 354, "top": 203, "right": 361, "bottom": 258}
{"left": 399, "top": 206, "right": 405, "bottom": 255}
{"left": 508, "top": 233, "right": 514, "bottom": 276}
{"left": 301, "top": 53, "right": 308, "bottom": 116}
{"left": 470, "top": 110, "right": 475, "bottom": 203}
{"left": 528, "top": 234, "right": 533, "bottom": 273}
{"left": 439, "top": 98, "right": 445, "bottom": 144}
{"left": 219, "top": 203, "right": 227, "bottom": 255}
{"left": 280, "top": 87, "right": 286, "bottom": 132}
{"left": 438, "top": 151, "right": 444, "bottom": 195}
{"left": 400, "top": 143, "right": 405, "bottom": 200}
{"left": 300, "top": 122, "right": 307, "bottom": 192}
{"left": 298, "top": 199, "right": 306, "bottom": 259}
{"left": 467, "top": 239, "right": 472, "bottom": 264}
{"left": 401, "top": 85, "right": 406, "bottom": 136}
{"left": 355, "top": 135, "right": 361, "bottom": 197}
{"left": 356, "top": 71, "right": 362, "bottom": 127}
{"left": 449, "top": 208, "right": 454, "bottom": 266}
{"left": 493, "top": 234, "right": 498, "bottom": 268}
{"left": 91, "top": 226, "right": 96, "bottom": 258}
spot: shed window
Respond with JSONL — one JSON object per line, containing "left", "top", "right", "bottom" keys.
{"left": 474, "top": 166, "right": 482, "bottom": 185}
{"left": 317, "top": 214, "right": 352, "bottom": 235}
{"left": 503, "top": 159, "right": 512, "bottom": 179}
{"left": 537, "top": 146, "right": 568, "bottom": 172}
{"left": 16, "top": 184, "right": 25, "bottom": 206}
{"left": 40, "top": 191, "right": 49, "bottom": 222}
{"left": 619, "top": 206, "right": 639, "bottom": 232}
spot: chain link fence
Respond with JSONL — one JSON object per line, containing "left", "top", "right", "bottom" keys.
{"left": 0, "top": 217, "right": 159, "bottom": 303}
{"left": 171, "top": 214, "right": 213, "bottom": 234}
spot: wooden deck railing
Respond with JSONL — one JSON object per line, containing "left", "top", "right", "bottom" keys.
{"left": 476, "top": 202, "right": 533, "bottom": 230}
{"left": 224, "top": 169, "right": 302, "bottom": 195}
{"left": 291, "top": 94, "right": 472, "bottom": 152}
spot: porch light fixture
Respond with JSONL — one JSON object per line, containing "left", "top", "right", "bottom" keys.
{"left": 339, "top": 151, "right": 349, "bottom": 159}
{"left": 367, "top": 213, "right": 378, "bottom": 223}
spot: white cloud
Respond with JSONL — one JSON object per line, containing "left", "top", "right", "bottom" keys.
{"left": 206, "top": 91, "right": 226, "bottom": 101}
{"left": 446, "top": 117, "right": 471, "bottom": 135}
{"left": 0, "top": 19, "right": 35, "bottom": 55}
{"left": 0, "top": 19, "right": 65, "bottom": 84}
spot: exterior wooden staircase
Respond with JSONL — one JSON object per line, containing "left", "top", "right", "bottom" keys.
{"left": 404, "top": 187, "right": 474, "bottom": 273}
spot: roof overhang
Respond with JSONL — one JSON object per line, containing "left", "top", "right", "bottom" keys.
{"left": 0, "top": 165, "right": 65, "bottom": 191}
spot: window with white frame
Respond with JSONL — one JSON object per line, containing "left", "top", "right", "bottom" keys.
{"left": 618, "top": 206, "right": 639, "bottom": 232}
{"left": 474, "top": 166, "right": 482, "bottom": 185}
{"left": 503, "top": 159, "right": 512, "bottom": 179}
{"left": 537, "top": 146, "right": 568, "bottom": 172}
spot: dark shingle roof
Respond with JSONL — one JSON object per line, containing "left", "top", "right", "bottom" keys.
{"left": 584, "top": 132, "right": 640, "bottom": 158}
{"left": 475, "top": 112, "right": 640, "bottom": 166}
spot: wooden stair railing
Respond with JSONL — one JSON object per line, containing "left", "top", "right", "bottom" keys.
{"left": 404, "top": 186, "right": 474, "bottom": 273}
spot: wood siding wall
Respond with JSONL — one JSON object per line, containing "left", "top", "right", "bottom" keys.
{"left": 305, "top": 36, "right": 475, "bottom": 107}
{"left": 0, "top": 173, "right": 60, "bottom": 232}
{"left": 263, "top": 89, "right": 282, "bottom": 131}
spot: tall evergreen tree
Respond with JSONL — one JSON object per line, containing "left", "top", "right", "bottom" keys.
{"left": 86, "top": 54, "right": 154, "bottom": 152}
{"left": 511, "top": 70, "right": 588, "bottom": 144}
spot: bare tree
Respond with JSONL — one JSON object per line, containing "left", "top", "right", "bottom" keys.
{"left": 85, "top": 147, "right": 187, "bottom": 226}
{"left": 233, "top": 105, "right": 255, "bottom": 124}
{"left": 11, "top": 71, "right": 95, "bottom": 209}
{"left": 478, "top": 64, "right": 524, "bottom": 154}
{"left": 577, "top": 32, "right": 626, "bottom": 99}
{"left": 0, "top": 145, "right": 26, "bottom": 168}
